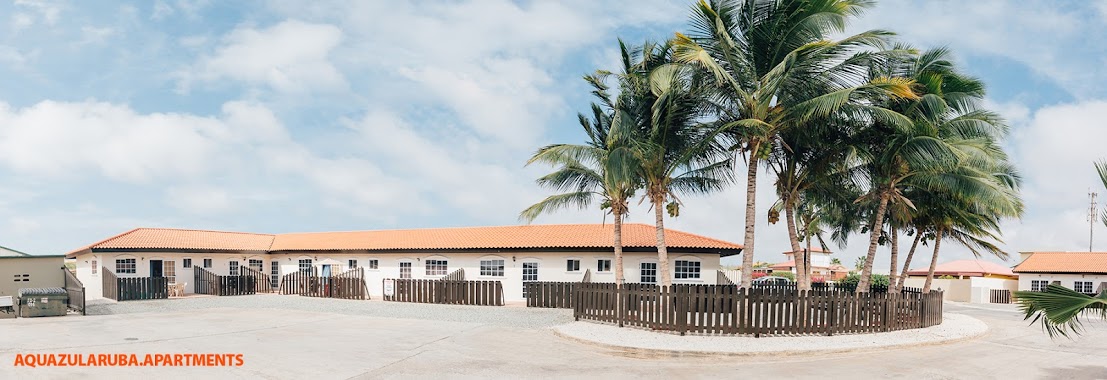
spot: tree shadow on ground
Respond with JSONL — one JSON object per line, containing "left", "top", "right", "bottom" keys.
{"left": 1038, "top": 365, "right": 1107, "bottom": 380}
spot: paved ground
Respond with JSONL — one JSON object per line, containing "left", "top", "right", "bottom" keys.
{"left": 0, "top": 297, "right": 1105, "bottom": 379}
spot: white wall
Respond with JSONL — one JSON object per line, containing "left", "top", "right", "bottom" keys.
{"left": 272, "top": 251, "right": 722, "bottom": 302}
{"left": 78, "top": 250, "right": 724, "bottom": 301}
{"left": 901, "top": 277, "right": 1018, "bottom": 303}
{"left": 75, "top": 251, "right": 269, "bottom": 299}
{"left": 1017, "top": 273, "right": 1107, "bottom": 293}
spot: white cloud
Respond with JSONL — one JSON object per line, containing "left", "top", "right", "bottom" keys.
{"left": 177, "top": 20, "right": 346, "bottom": 94}
{"left": 164, "top": 185, "right": 233, "bottom": 214}
{"left": 11, "top": 13, "right": 33, "bottom": 30}
{"left": 14, "top": 0, "right": 62, "bottom": 26}
{"left": 80, "top": 26, "right": 116, "bottom": 44}
{"left": 850, "top": 0, "right": 1107, "bottom": 99}
{"left": 151, "top": 1, "right": 174, "bottom": 20}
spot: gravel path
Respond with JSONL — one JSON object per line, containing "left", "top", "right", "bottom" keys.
{"left": 87, "top": 294, "right": 573, "bottom": 329}
{"left": 554, "top": 313, "right": 988, "bottom": 355}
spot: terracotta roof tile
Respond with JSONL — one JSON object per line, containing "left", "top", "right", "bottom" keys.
{"left": 270, "top": 224, "right": 741, "bottom": 252}
{"left": 68, "top": 224, "right": 742, "bottom": 257}
{"left": 67, "top": 228, "right": 274, "bottom": 256}
{"left": 1013, "top": 252, "right": 1107, "bottom": 274}
{"left": 906, "top": 259, "right": 1015, "bottom": 277}
{"left": 781, "top": 247, "right": 831, "bottom": 254}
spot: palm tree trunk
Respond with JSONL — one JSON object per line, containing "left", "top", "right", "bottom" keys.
{"left": 888, "top": 224, "right": 899, "bottom": 292}
{"left": 614, "top": 211, "right": 625, "bottom": 286}
{"left": 652, "top": 194, "right": 672, "bottom": 287}
{"left": 857, "top": 190, "right": 891, "bottom": 293}
{"left": 923, "top": 228, "right": 944, "bottom": 293}
{"left": 804, "top": 226, "right": 814, "bottom": 288}
{"left": 896, "top": 232, "right": 923, "bottom": 291}
{"left": 740, "top": 150, "right": 760, "bottom": 288}
{"left": 784, "top": 202, "right": 805, "bottom": 290}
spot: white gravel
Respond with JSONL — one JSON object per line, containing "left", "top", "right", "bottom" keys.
{"left": 87, "top": 294, "right": 573, "bottom": 329}
{"left": 553, "top": 313, "right": 988, "bottom": 355}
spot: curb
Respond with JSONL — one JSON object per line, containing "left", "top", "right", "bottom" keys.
{"left": 551, "top": 313, "right": 988, "bottom": 357}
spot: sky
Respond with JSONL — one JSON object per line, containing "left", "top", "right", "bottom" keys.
{"left": 1, "top": 0, "right": 1106, "bottom": 273}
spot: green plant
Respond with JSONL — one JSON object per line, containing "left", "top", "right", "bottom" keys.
{"left": 938, "top": 275, "right": 955, "bottom": 279}
{"left": 1016, "top": 284, "right": 1107, "bottom": 338}
{"left": 839, "top": 273, "right": 890, "bottom": 289}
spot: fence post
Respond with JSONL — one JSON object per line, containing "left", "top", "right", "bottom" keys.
{"left": 678, "top": 285, "right": 687, "bottom": 336}
{"left": 827, "top": 292, "right": 836, "bottom": 336}
{"left": 617, "top": 284, "right": 624, "bottom": 328}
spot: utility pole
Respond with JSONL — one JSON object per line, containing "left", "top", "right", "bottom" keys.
{"left": 1089, "top": 190, "right": 1098, "bottom": 252}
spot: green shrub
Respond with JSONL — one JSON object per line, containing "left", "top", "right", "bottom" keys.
{"left": 839, "top": 273, "right": 890, "bottom": 288}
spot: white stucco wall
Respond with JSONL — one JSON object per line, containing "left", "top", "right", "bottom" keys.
{"left": 77, "top": 250, "right": 724, "bottom": 301}
{"left": 1016, "top": 273, "right": 1107, "bottom": 293}
{"left": 75, "top": 251, "right": 269, "bottom": 299}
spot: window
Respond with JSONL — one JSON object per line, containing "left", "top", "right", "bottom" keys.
{"left": 229, "top": 261, "right": 240, "bottom": 276}
{"left": 183, "top": 258, "right": 192, "bottom": 269}
{"left": 299, "top": 259, "right": 313, "bottom": 273}
{"left": 426, "top": 259, "right": 447, "bottom": 276}
{"left": 91, "top": 260, "right": 98, "bottom": 275}
{"left": 368, "top": 259, "right": 379, "bottom": 270}
{"left": 640, "top": 262, "right": 657, "bottom": 284}
{"left": 12, "top": 274, "right": 29, "bottom": 282}
{"left": 522, "top": 262, "right": 539, "bottom": 298}
{"left": 116, "top": 258, "right": 136, "bottom": 274}
{"left": 480, "top": 259, "right": 505, "bottom": 277}
{"left": 1074, "top": 281, "right": 1094, "bottom": 294}
{"left": 399, "top": 262, "right": 412, "bottom": 279}
{"left": 270, "top": 261, "right": 279, "bottom": 288}
{"left": 675, "top": 260, "right": 701, "bottom": 279}
{"left": 597, "top": 259, "right": 611, "bottom": 272}
{"left": 164, "top": 261, "right": 176, "bottom": 284}
{"left": 203, "top": 258, "right": 212, "bottom": 268}
{"left": 1030, "top": 280, "right": 1049, "bottom": 292}
{"left": 249, "top": 259, "right": 263, "bottom": 273}
{"left": 566, "top": 259, "right": 580, "bottom": 272}
{"left": 348, "top": 259, "right": 358, "bottom": 269}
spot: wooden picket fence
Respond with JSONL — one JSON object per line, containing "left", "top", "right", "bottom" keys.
{"left": 573, "top": 283, "right": 943, "bottom": 336}
{"left": 279, "top": 267, "right": 367, "bottom": 300}
{"left": 193, "top": 266, "right": 257, "bottom": 296}
{"left": 102, "top": 267, "right": 169, "bottom": 301}
{"left": 990, "top": 289, "right": 1012, "bottom": 304}
{"left": 526, "top": 281, "right": 577, "bottom": 308}
{"left": 63, "top": 267, "right": 86, "bottom": 315}
{"left": 384, "top": 279, "right": 503, "bottom": 306}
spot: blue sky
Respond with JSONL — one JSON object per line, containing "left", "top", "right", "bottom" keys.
{"left": 2, "top": 0, "right": 1107, "bottom": 272}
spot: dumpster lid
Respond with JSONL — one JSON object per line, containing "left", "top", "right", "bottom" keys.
{"left": 18, "top": 287, "right": 67, "bottom": 296}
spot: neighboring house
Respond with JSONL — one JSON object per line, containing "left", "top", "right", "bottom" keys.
{"left": 0, "top": 246, "right": 66, "bottom": 298}
{"left": 1013, "top": 251, "right": 1107, "bottom": 295}
{"left": 769, "top": 248, "right": 848, "bottom": 281}
{"left": 0, "top": 245, "right": 31, "bottom": 257}
{"left": 903, "top": 259, "right": 1018, "bottom": 303}
{"left": 67, "top": 224, "right": 743, "bottom": 302}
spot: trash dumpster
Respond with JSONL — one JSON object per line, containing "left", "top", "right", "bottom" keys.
{"left": 17, "top": 288, "right": 69, "bottom": 318}
{"left": 0, "top": 296, "right": 14, "bottom": 319}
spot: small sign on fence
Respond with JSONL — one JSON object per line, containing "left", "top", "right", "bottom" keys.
{"left": 383, "top": 279, "right": 395, "bottom": 297}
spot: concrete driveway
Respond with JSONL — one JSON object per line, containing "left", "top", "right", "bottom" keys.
{"left": 0, "top": 299, "right": 1105, "bottom": 379}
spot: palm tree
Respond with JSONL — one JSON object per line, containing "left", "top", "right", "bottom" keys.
{"left": 1016, "top": 285, "right": 1107, "bottom": 338}
{"left": 521, "top": 75, "right": 640, "bottom": 285}
{"left": 673, "top": 0, "right": 917, "bottom": 287}
{"left": 609, "top": 41, "right": 733, "bottom": 286}
{"left": 854, "top": 47, "right": 1022, "bottom": 292}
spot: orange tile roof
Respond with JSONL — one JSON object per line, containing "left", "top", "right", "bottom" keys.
{"left": 68, "top": 224, "right": 742, "bottom": 257}
{"left": 769, "top": 259, "right": 847, "bottom": 272}
{"left": 781, "top": 247, "right": 831, "bottom": 255}
{"left": 1013, "top": 252, "right": 1107, "bottom": 274}
{"left": 270, "top": 224, "right": 740, "bottom": 252}
{"left": 67, "top": 228, "right": 275, "bottom": 257}
{"left": 906, "top": 259, "right": 1015, "bottom": 277}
